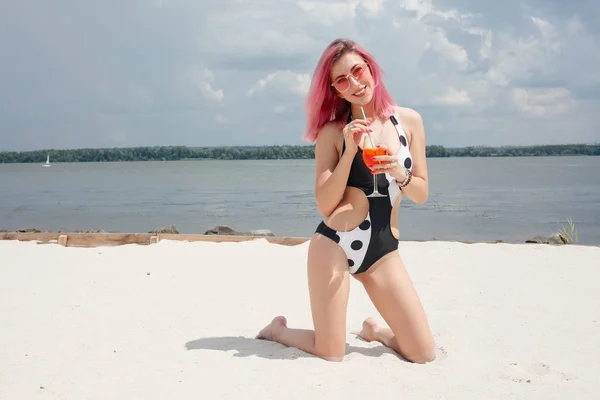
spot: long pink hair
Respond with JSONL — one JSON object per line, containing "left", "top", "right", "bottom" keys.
{"left": 302, "top": 38, "right": 396, "bottom": 143}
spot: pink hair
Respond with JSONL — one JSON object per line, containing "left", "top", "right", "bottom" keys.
{"left": 302, "top": 38, "right": 396, "bottom": 143}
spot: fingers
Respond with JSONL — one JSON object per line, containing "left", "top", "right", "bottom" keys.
{"left": 344, "top": 123, "right": 371, "bottom": 139}
{"left": 345, "top": 117, "right": 370, "bottom": 127}
{"left": 369, "top": 154, "right": 396, "bottom": 163}
{"left": 344, "top": 119, "right": 371, "bottom": 133}
{"left": 368, "top": 156, "right": 399, "bottom": 173}
{"left": 352, "top": 118, "right": 371, "bottom": 126}
{"left": 372, "top": 160, "right": 397, "bottom": 170}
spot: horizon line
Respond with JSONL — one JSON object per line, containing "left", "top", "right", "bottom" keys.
{"left": 2, "top": 142, "right": 599, "bottom": 153}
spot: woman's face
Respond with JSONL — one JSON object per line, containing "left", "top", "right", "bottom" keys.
{"left": 330, "top": 51, "right": 374, "bottom": 105}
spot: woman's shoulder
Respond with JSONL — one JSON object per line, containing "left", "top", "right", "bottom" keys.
{"left": 314, "top": 120, "right": 344, "bottom": 157}
{"left": 392, "top": 106, "right": 423, "bottom": 126}
{"left": 315, "top": 120, "right": 343, "bottom": 144}
{"left": 391, "top": 106, "right": 425, "bottom": 143}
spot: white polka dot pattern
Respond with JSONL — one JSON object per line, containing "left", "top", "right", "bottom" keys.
{"left": 336, "top": 213, "right": 372, "bottom": 274}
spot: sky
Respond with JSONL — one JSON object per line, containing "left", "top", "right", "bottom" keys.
{"left": 1, "top": 0, "right": 599, "bottom": 151}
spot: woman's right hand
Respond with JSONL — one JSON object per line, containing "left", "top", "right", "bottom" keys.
{"left": 343, "top": 118, "right": 372, "bottom": 155}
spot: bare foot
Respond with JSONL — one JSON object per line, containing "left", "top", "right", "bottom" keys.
{"left": 353, "top": 317, "right": 379, "bottom": 342}
{"left": 256, "top": 316, "right": 287, "bottom": 341}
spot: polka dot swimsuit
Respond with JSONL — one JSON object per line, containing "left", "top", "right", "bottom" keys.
{"left": 314, "top": 113, "right": 413, "bottom": 274}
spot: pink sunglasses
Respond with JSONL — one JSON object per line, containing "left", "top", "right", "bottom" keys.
{"left": 331, "top": 63, "right": 370, "bottom": 92}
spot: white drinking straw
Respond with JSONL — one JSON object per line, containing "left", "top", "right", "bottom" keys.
{"left": 360, "top": 107, "right": 375, "bottom": 147}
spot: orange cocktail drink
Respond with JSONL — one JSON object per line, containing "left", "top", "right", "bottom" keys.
{"left": 359, "top": 106, "right": 387, "bottom": 197}
{"left": 362, "top": 147, "right": 386, "bottom": 172}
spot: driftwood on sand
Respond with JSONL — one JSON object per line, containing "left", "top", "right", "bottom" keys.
{"left": 0, "top": 225, "right": 300, "bottom": 248}
{"left": 0, "top": 225, "right": 579, "bottom": 248}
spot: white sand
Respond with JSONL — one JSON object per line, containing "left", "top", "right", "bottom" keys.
{"left": 1, "top": 238, "right": 599, "bottom": 399}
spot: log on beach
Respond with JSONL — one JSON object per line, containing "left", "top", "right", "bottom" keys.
{"left": 0, "top": 225, "right": 303, "bottom": 248}
{"left": 0, "top": 226, "right": 585, "bottom": 248}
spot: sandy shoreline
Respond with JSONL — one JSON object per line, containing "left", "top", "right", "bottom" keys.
{"left": 1, "top": 238, "right": 599, "bottom": 399}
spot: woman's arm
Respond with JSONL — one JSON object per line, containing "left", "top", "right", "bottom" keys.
{"left": 313, "top": 124, "right": 355, "bottom": 217}
{"left": 396, "top": 107, "right": 429, "bottom": 205}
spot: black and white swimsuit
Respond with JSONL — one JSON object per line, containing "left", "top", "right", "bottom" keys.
{"left": 314, "top": 113, "right": 413, "bottom": 274}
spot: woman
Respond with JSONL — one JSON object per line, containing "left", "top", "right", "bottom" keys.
{"left": 257, "top": 38, "right": 436, "bottom": 363}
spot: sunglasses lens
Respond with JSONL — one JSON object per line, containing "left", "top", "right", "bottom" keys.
{"left": 353, "top": 65, "right": 367, "bottom": 79}
{"left": 334, "top": 78, "right": 350, "bottom": 92}
{"left": 332, "top": 64, "right": 368, "bottom": 91}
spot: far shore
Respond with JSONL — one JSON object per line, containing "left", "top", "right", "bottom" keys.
{"left": 1, "top": 143, "right": 599, "bottom": 164}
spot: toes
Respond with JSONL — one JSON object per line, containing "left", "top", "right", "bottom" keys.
{"left": 256, "top": 325, "right": 272, "bottom": 340}
{"left": 256, "top": 316, "right": 287, "bottom": 341}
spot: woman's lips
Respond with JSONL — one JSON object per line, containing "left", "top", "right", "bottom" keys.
{"left": 354, "top": 87, "right": 366, "bottom": 97}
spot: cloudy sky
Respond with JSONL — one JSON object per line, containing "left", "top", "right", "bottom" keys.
{"left": 1, "top": 0, "right": 599, "bottom": 151}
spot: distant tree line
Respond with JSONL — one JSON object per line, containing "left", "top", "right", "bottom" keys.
{"left": 0, "top": 144, "right": 599, "bottom": 163}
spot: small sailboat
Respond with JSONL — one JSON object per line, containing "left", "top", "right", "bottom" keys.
{"left": 42, "top": 154, "right": 51, "bottom": 168}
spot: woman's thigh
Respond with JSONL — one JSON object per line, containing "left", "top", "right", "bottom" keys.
{"left": 307, "top": 232, "right": 351, "bottom": 359}
{"left": 355, "top": 252, "right": 435, "bottom": 361}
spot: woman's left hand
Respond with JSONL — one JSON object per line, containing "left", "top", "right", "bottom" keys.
{"left": 370, "top": 144, "right": 406, "bottom": 182}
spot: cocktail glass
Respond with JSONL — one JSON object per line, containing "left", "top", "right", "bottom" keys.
{"left": 359, "top": 106, "right": 386, "bottom": 198}
{"left": 362, "top": 145, "right": 387, "bottom": 197}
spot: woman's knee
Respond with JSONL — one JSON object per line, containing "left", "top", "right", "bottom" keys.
{"left": 314, "top": 339, "right": 346, "bottom": 362}
{"left": 316, "top": 346, "right": 346, "bottom": 362}
{"left": 322, "top": 354, "right": 345, "bottom": 362}
{"left": 403, "top": 344, "right": 437, "bottom": 364}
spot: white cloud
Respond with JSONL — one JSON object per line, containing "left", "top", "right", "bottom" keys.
{"left": 297, "top": 0, "right": 386, "bottom": 24}
{"left": 485, "top": 16, "right": 567, "bottom": 89}
{"left": 511, "top": 87, "right": 575, "bottom": 117}
{"left": 392, "top": 1, "right": 473, "bottom": 73}
{"left": 425, "top": 29, "right": 470, "bottom": 70}
{"left": 247, "top": 71, "right": 312, "bottom": 97}
{"left": 484, "top": 67, "right": 509, "bottom": 88}
{"left": 463, "top": 26, "right": 493, "bottom": 60}
{"left": 401, "top": 0, "right": 435, "bottom": 19}
{"left": 186, "top": 67, "right": 224, "bottom": 102}
{"left": 196, "top": 4, "right": 321, "bottom": 68}
{"left": 432, "top": 87, "right": 473, "bottom": 106}
{"left": 531, "top": 17, "right": 553, "bottom": 38}
{"left": 400, "top": 0, "right": 473, "bottom": 22}
{"left": 298, "top": 1, "right": 359, "bottom": 25}
{"left": 530, "top": 16, "right": 562, "bottom": 53}
{"left": 360, "top": 0, "right": 386, "bottom": 16}
{"left": 199, "top": 82, "right": 224, "bottom": 102}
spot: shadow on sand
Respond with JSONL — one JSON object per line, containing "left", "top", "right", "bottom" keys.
{"left": 184, "top": 336, "right": 406, "bottom": 361}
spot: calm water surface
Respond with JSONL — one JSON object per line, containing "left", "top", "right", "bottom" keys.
{"left": 0, "top": 156, "right": 598, "bottom": 244}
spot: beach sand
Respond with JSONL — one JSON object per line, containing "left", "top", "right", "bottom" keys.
{"left": 1, "top": 238, "right": 599, "bottom": 399}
